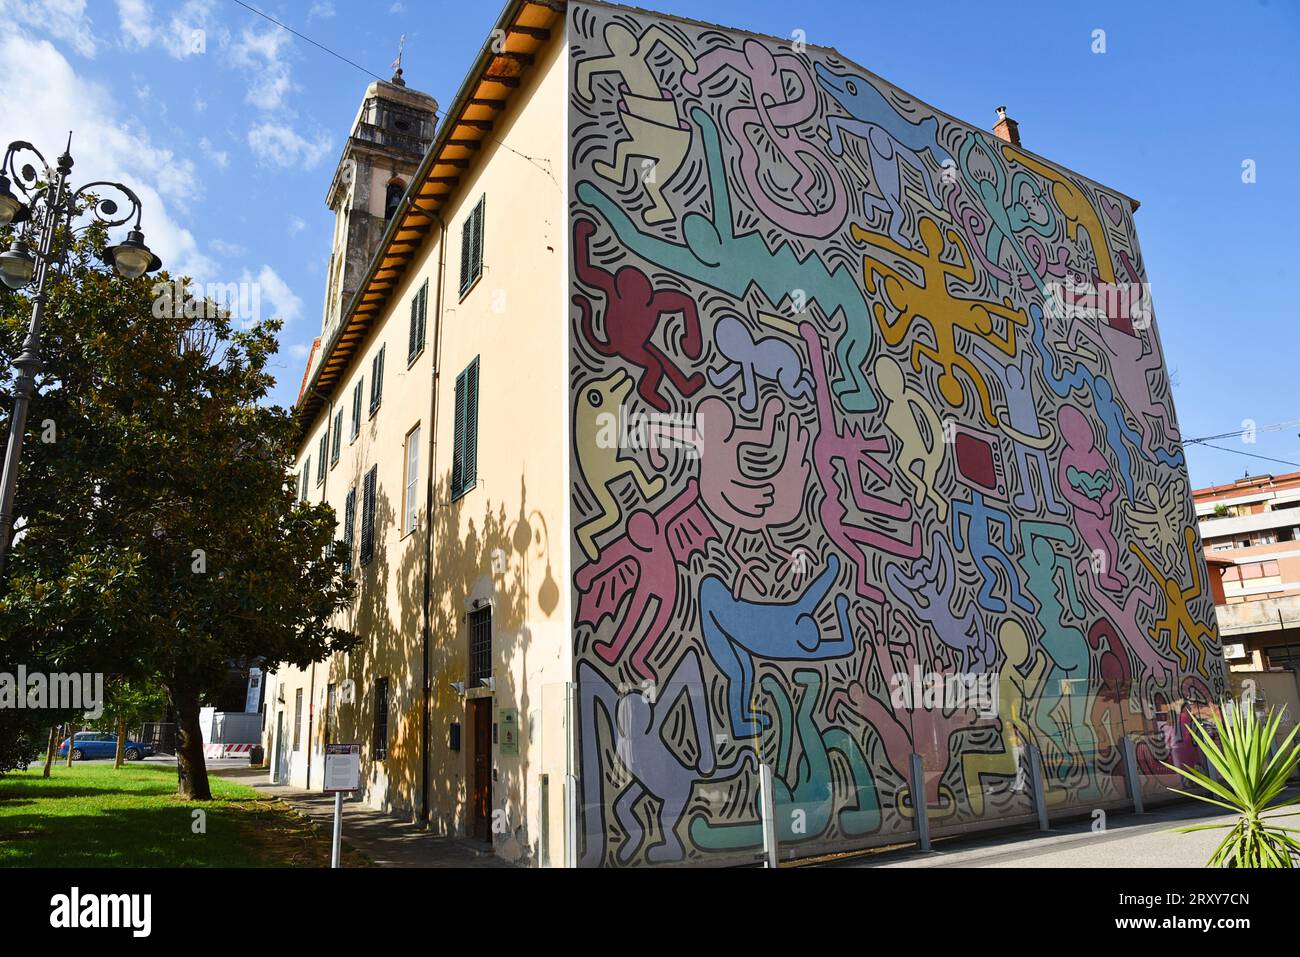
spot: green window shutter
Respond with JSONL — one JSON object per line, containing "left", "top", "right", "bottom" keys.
{"left": 351, "top": 378, "right": 363, "bottom": 439}
{"left": 317, "top": 436, "right": 327, "bottom": 484}
{"left": 458, "top": 196, "right": 485, "bottom": 295}
{"left": 370, "top": 346, "right": 385, "bottom": 414}
{"left": 360, "top": 465, "right": 377, "bottom": 566}
{"left": 408, "top": 282, "right": 427, "bottom": 363}
{"left": 471, "top": 197, "right": 484, "bottom": 286}
{"left": 331, "top": 410, "right": 343, "bottom": 464}
{"left": 464, "top": 356, "right": 479, "bottom": 494}
{"left": 459, "top": 215, "right": 472, "bottom": 293}
{"left": 451, "top": 367, "right": 467, "bottom": 498}
{"left": 342, "top": 487, "right": 356, "bottom": 576}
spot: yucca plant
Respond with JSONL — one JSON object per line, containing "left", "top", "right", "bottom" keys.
{"left": 1163, "top": 702, "right": 1300, "bottom": 867}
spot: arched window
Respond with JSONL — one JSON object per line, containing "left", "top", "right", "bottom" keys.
{"left": 385, "top": 180, "right": 406, "bottom": 221}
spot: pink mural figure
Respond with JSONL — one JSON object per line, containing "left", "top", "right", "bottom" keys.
{"left": 573, "top": 217, "right": 704, "bottom": 412}
{"left": 1087, "top": 618, "right": 1141, "bottom": 788}
{"left": 1056, "top": 405, "right": 1126, "bottom": 590}
{"left": 575, "top": 479, "right": 718, "bottom": 681}
{"left": 682, "top": 39, "right": 847, "bottom": 238}
{"left": 695, "top": 395, "right": 810, "bottom": 598}
{"left": 574, "top": 21, "right": 697, "bottom": 225}
{"left": 800, "top": 323, "right": 921, "bottom": 603}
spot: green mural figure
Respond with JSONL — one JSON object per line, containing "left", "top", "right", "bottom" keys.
{"left": 688, "top": 670, "right": 880, "bottom": 850}
{"left": 576, "top": 106, "right": 878, "bottom": 412}
{"left": 1017, "top": 520, "right": 1098, "bottom": 795}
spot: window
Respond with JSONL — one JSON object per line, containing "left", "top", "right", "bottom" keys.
{"left": 326, "top": 683, "right": 337, "bottom": 746}
{"left": 384, "top": 180, "right": 405, "bottom": 221}
{"left": 316, "top": 435, "right": 327, "bottom": 486}
{"left": 369, "top": 345, "right": 385, "bottom": 416}
{"left": 403, "top": 425, "right": 421, "bottom": 535}
{"left": 300, "top": 460, "right": 311, "bottom": 501}
{"left": 451, "top": 357, "right": 479, "bottom": 500}
{"left": 293, "top": 688, "right": 303, "bottom": 751}
{"left": 341, "top": 486, "right": 356, "bottom": 576}
{"left": 360, "top": 464, "right": 378, "bottom": 567}
{"left": 373, "top": 677, "right": 389, "bottom": 759}
{"left": 331, "top": 410, "right": 343, "bottom": 466}
{"left": 459, "top": 195, "right": 485, "bottom": 295}
{"left": 408, "top": 280, "right": 428, "bottom": 364}
{"left": 351, "top": 378, "right": 364, "bottom": 440}
{"left": 469, "top": 606, "right": 492, "bottom": 685}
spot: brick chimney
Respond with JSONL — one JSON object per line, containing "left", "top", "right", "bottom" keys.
{"left": 992, "top": 106, "right": 1021, "bottom": 146}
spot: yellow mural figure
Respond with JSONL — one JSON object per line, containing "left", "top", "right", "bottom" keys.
{"left": 575, "top": 369, "right": 666, "bottom": 561}
{"left": 1002, "top": 146, "right": 1116, "bottom": 285}
{"left": 873, "top": 353, "right": 948, "bottom": 521}
{"left": 575, "top": 21, "right": 697, "bottom": 225}
{"left": 961, "top": 621, "right": 1032, "bottom": 815}
{"left": 1130, "top": 527, "right": 1218, "bottom": 680}
{"left": 853, "top": 217, "right": 1027, "bottom": 426}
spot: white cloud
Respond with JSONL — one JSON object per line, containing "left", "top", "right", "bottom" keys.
{"left": 198, "top": 136, "right": 229, "bottom": 169}
{"left": 210, "top": 239, "right": 247, "bottom": 259}
{"left": 229, "top": 23, "right": 295, "bottom": 111}
{"left": 288, "top": 216, "right": 307, "bottom": 236}
{"left": 389, "top": 2, "right": 406, "bottom": 13}
{"left": 308, "top": 2, "right": 336, "bottom": 20}
{"left": 116, "top": 0, "right": 216, "bottom": 59}
{"left": 0, "top": 31, "right": 215, "bottom": 281}
{"left": 243, "top": 265, "right": 302, "bottom": 325}
{"left": 0, "top": 0, "right": 99, "bottom": 58}
{"left": 247, "top": 123, "right": 331, "bottom": 170}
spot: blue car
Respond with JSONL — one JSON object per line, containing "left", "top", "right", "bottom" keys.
{"left": 58, "top": 732, "right": 154, "bottom": 762}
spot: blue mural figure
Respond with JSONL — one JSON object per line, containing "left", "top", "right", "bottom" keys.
{"left": 957, "top": 131, "right": 1056, "bottom": 286}
{"left": 1032, "top": 304, "right": 1145, "bottom": 500}
{"left": 970, "top": 339, "right": 1067, "bottom": 516}
{"left": 815, "top": 63, "right": 950, "bottom": 246}
{"left": 689, "top": 670, "right": 879, "bottom": 850}
{"left": 575, "top": 106, "right": 878, "bottom": 412}
{"left": 886, "top": 530, "right": 994, "bottom": 673}
{"left": 1018, "top": 521, "right": 1097, "bottom": 793}
{"left": 699, "top": 554, "right": 855, "bottom": 737}
{"left": 578, "top": 650, "right": 753, "bottom": 866}
{"left": 951, "top": 491, "right": 1034, "bottom": 614}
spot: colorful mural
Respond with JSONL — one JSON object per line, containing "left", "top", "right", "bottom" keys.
{"left": 567, "top": 2, "right": 1224, "bottom": 866}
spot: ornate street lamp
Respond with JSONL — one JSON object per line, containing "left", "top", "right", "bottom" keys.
{"left": 0, "top": 135, "right": 162, "bottom": 578}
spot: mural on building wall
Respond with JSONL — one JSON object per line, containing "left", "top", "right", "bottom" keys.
{"left": 567, "top": 2, "right": 1225, "bottom": 866}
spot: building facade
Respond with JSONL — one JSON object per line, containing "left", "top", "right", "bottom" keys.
{"left": 269, "top": 0, "right": 1224, "bottom": 867}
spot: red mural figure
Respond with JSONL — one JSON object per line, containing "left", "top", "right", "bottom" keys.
{"left": 801, "top": 323, "right": 921, "bottom": 604}
{"left": 572, "top": 217, "right": 705, "bottom": 412}
{"left": 575, "top": 479, "right": 718, "bottom": 681}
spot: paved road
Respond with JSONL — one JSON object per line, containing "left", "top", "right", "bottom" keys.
{"left": 836, "top": 790, "right": 1299, "bottom": 868}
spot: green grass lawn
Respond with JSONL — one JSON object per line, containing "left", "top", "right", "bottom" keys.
{"left": 0, "top": 762, "right": 369, "bottom": 867}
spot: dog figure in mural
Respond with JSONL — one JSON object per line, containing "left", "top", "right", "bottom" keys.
{"left": 695, "top": 394, "right": 810, "bottom": 597}
{"left": 575, "top": 369, "right": 665, "bottom": 561}
{"left": 690, "top": 669, "right": 879, "bottom": 851}
{"left": 815, "top": 62, "right": 951, "bottom": 247}
{"left": 575, "top": 479, "right": 718, "bottom": 681}
{"left": 698, "top": 554, "right": 855, "bottom": 738}
{"left": 573, "top": 217, "right": 705, "bottom": 413}
{"left": 708, "top": 315, "right": 814, "bottom": 414}
{"left": 578, "top": 649, "right": 753, "bottom": 866}
{"left": 574, "top": 21, "right": 696, "bottom": 225}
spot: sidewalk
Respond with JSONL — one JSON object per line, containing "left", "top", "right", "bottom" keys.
{"left": 212, "top": 766, "right": 513, "bottom": 868}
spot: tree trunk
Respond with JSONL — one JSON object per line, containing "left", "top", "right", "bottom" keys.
{"left": 42, "top": 725, "right": 57, "bottom": 778}
{"left": 65, "top": 724, "right": 75, "bottom": 767}
{"left": 113, "top": 715, "right": 127, "bottom": 769}
{"left": 173, "top": 686, "right": 211, "bottom": 800}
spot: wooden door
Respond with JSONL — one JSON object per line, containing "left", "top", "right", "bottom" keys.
{"left": 470, "top": 698, "right": 492, "bottom": 841}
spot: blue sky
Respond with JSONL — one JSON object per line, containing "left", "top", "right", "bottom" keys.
{"left": 1, "top": 0, "right": 1296, "bottom": 488}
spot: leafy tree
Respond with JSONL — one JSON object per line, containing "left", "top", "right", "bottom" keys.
{"left": 89, "top": 677, "right": 168, "bottom": 767}
{"left": 0, "top": 222, "right": 356, "bottom": 799}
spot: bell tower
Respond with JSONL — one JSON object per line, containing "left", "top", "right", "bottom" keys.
{"left": 319, "top": 56, "right": 437, "bottom": 348}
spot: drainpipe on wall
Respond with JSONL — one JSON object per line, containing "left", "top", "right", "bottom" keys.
{"left": 418, "top": 205, "right": 448, "bottom": 824}
{"left": 304, "top": 386, "right": 336, "bottom": 792}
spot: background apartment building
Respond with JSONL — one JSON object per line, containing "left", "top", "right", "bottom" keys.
{"left": 267, "top": 0, "right": 1223, "bottom": 867}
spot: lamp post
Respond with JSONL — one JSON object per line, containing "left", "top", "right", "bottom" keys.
{"left": 0, "top": 135, "right": 162, "bottom": 579}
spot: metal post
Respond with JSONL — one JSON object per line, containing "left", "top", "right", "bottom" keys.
{"left": 909, "top": 752, "right": 931, "bottom": 852}
{"left": 1121, "top": 735, "right": 1145, "bottom": 814}
{"left": 330, "top": 791, "right": 343, "bottom": 868}
{"left": 564, "top": 772, "right": 577, "bottom": 868}
{"left": 758, "top": 762, "right": 778, "bottom": 868}
{"left": 0, "top": 150, "right": 70, "bottom": 580}
{"left": 1027, "top": 744, "right": 1051, "bottom": 831}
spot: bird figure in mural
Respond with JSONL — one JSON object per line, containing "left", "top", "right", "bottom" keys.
{"left": 574, "top": 479, "right": 718, "bottom": 681}
{"left": 694, "top": 395, "right": 810, "bottom": 598}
